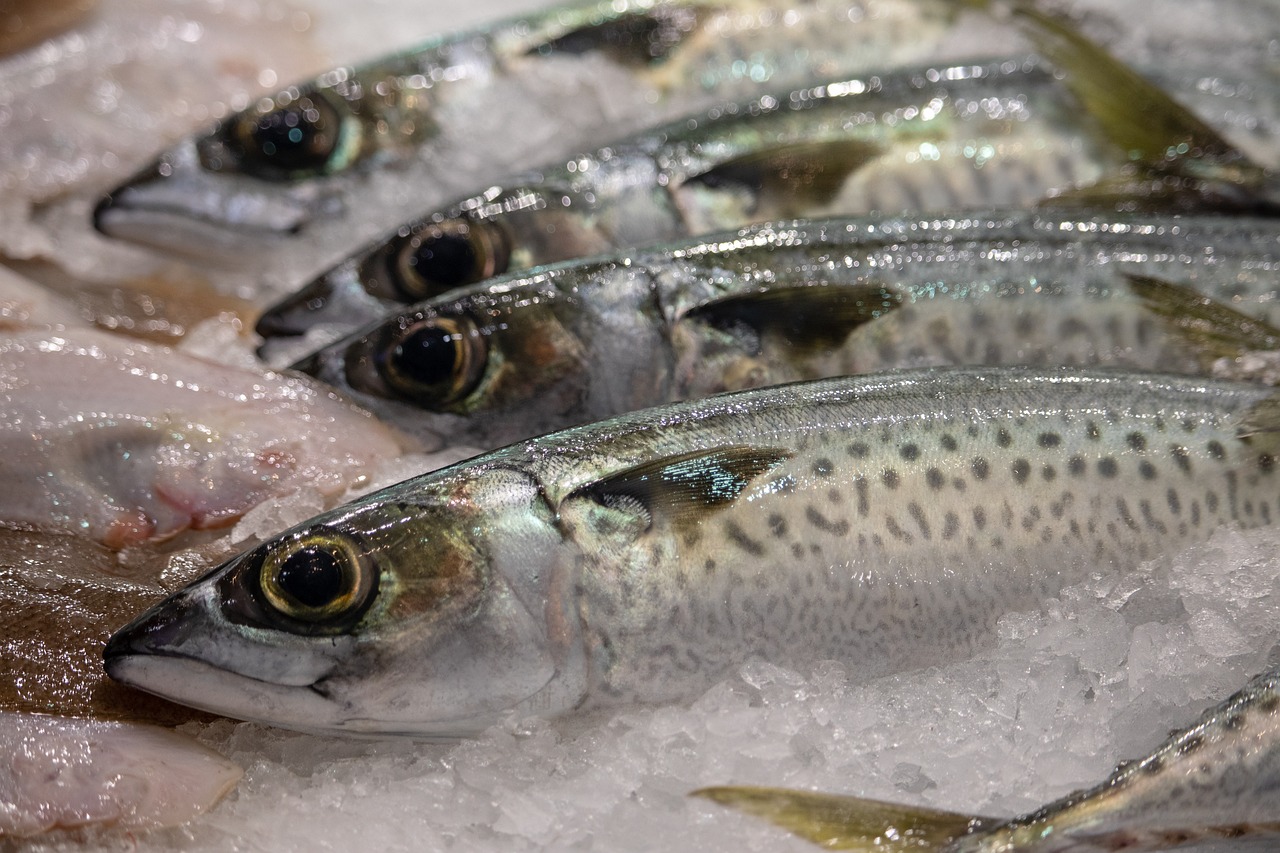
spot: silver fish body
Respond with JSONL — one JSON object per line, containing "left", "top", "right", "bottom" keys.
{"left": 91, "top": 0, "right": 985, "bottom": 269}
{"left": 105, "top": 367, "right": 1280, "bottom": 736}
{"left": 292, "top": 211, "right": 1280, "bottom": 451}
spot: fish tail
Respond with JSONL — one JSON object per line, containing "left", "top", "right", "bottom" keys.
{"left": 692, "top": 785, "right": 994, "bottom": 851}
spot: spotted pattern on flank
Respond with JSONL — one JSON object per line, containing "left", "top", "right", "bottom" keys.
{"left": 555, "top": 370, "right": 1280, "bottom": 705}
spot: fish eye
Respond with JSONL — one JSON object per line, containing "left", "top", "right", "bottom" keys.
{"left": 256, "top": 531, "right": 376, "bottom": 630}
{"left": 227, "top": 93, "right": 350, "bottom": 178}
{"left": 371, "top": 315, "right": 487, "bottom": 407}
{"left": 390, "top": 221, "right": 510, "bottom": 301}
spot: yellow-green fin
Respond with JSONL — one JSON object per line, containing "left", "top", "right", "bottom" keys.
{"left": 685, "top": 139, "right": 884, "bottom": 218}
{"left": 693, "top": 785, "right": 994, "bottom": 851}
{"left": 1003, "top": 2, "right": 1274, "bottom": 212}
{"left": 531, "top": 5, "right": 714, "bottom": 67}
{"left": 570, "top": 446, "right": 790, "bottom": 529}
{"left": 683, "top": 283, "right": 901, "bottom": 356}
{"left": 1126, "top": 273, "right": 1280, "bottom": 368}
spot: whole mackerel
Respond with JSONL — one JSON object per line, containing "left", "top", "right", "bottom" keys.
{"left": 105, "top": 367, "right": 1280, "bottom": 737}
{"left": 291, "top": 211, "right": 1280, "bottom": 450}
{"left": 91, "top": 0, "right": 999, "bottom": 269}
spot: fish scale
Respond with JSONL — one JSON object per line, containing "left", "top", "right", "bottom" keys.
{"left": 104, "top": 368, "right": 1280, "bottom": 736}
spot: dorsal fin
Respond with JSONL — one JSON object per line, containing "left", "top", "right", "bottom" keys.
{"left": 570, "top": 446, "right": 791, "bottom": 529}
{"left": 683, "top": 283, "right": 901, "bottom": 356}
{"left": 531, "top": 5, "right": 713, "bottom": 68}
{"left": 693, "top": 785, "right": 995, "bottom": 852}
{"left": 1004, "top": 2, "right": 1276, "bottom": 212}
{"left": 685, "top": 139, "right": 884, "bottom": 218}
{"left": 1126, "top": 273, "right": 1280, "bottom": 368}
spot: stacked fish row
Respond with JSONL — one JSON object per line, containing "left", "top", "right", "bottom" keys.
{"left": 6, "top": 0, "right": 1280, "bottom": 846}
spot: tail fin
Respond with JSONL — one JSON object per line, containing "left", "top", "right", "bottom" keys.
{"left": 692, "top": 785, "right": 995, "bottom": 851}
{"left": 995, "top": 2, "right": 1277, "bottom": 213}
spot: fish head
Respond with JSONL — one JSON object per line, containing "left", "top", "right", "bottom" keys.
{"left": 254, "top": 212, "right": 515, "bottom": 350}
{"left": 290, "top": 268, "right": 616, "bottom": 450}
{"left": 104, "top": 464, "right": 584, "bottom": 737}
{"left": 93, "top": 79, "right": 430, "bottom": 260}
{"left": 254, "top": 174, "right": 621, "bottom": 350}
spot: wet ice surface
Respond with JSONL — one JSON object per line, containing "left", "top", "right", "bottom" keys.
{"left": 20, "top": 525, "right": 1280, "bottom": 852}
{"left": 5, "top": 0, "right": 1280, "bottom": 849}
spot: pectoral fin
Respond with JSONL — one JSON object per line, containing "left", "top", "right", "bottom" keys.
{"left": 1126, "top": 273, "right": 1280, "bottom": 368}
{"left": 685, "top": 140, "right": 885, "bottom": 218}
{"left": 532, "top": 5, "right": 713, "bottom": 67}
{"left": 1005, "top": 2, "right": 1275, "bottom": 212}
{"left": 570, "top": 446, "right": 791, "bottom": 529}
{"left": 683, "top": 283, "right": 901, "bottom": 356}
{"left": 693, "top": 785, "right": 995, "bottom": 851}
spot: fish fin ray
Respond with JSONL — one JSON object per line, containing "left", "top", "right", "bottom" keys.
{"left": 571, "top": 446, "right": 791, "bottom": 528}
{"left": 683, "top": 283, "right": 901, "bottom": 356}
{"left": 530, "top": 5, "right": 714, "bottom": 68}
{"left": 1126, "top": 273, "right": 1280, "bottom": 369}
{"left": 692, "top": 785, "right": 994, "bottom": 851}
{"left": 685, "top": 140, "right": 884, "bottom": 218}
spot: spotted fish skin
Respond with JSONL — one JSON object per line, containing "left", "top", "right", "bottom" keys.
{"left": 91, "top": 0, "right": 977, "bottom": 270}
{"left": 292, "top": 211, "right": 1280, "bottom": 450}
{"left": 105, "top": 368, "right": 1280, "bottom": 736}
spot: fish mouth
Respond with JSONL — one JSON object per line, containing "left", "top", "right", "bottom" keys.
{"left": 93, "top": 149, "right": 314, "bottom": 260}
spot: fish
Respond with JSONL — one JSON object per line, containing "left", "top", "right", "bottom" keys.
{"left": 256, "top": 3, "right": 1277, "bottom": 346}
{"left": 0, "top": 712, "right": 242, "bottom": 838}
{"left": 695, "top": 664, "right": 1280, "bottom": 851}
{"left": 0, "top": 324, "right": 405, "bottom": 548}
{"left": 288, "top": 210, "right": 1280, "bottom": 450}
{"left": 91, "top": 0, "right": 999, "bottom": 269}
{"left": 104, "top": 366, "right": 1280, "bottom": 737}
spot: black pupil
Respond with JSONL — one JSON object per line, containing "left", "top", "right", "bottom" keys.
{"left": 277, "top": 546, "right": 345, "bottom": 608}
{"left": 392, "top": 324, "right": 457, "bottom": 387}
{"left": 247, "top": 101, "right": 332, "bottom": 172}
{"left": 409, "top": 233, "right": 477, "bottom": 289}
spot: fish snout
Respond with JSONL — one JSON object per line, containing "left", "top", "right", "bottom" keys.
{"left": 103, "top": 591, "right": 200, "bottom": 671}
{"left": 92, "top": 156, "right": 175, "bottom": 236}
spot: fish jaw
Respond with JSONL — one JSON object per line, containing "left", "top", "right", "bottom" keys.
{"left": 92, "top": 141, "right": 323, "bottom": 261}
{"left": 104, "top": 467, "right": 588, "bottom": 736}
{"left": 255, "top": 260, "right": 388, "bottom": 344}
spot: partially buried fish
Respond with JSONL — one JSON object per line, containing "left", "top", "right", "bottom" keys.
{"left": 92, "top": 0, "right": 1003, "bottom": 270}
{"left": 697, "top": 664, "right": 1280, "bottom": 851}
{"left": 105, "top": 367, "right": 1280, "bottom": 736}
{"left": 291, "top": 210, "right": 1280, "bottom": 450}
{"left": 257, "top": 3, "right": 1277, "bottom": 346}
{"left": 0, "top": 322, "right": 404, "bottom": 548}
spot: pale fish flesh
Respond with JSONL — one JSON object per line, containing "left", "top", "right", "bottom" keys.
{"left": 105, "top": 367, "right": 1280, "bottom": 736}
{"left": 291, "top": 211, "right": 1280, "bottom": 450}
{"left": 92, "top": 0, "right": 999, "bottom": 269}
{"left": 257, "top": 4, "right": 1276, "bottom": 344}
{"left": 0, "top": 324, "right": 405, "bottom": 548}
{"left": 0, "top": 712, "right": 241, "bottom": 838}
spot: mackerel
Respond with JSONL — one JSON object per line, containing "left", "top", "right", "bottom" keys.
{"left": 91, "top": 0, "right": 996, "bottom": 268}
{"left": 291, "top": 211, "right": 1280, "bottom": 450}
{"left": 105, "top": 367, "right": 1280, "bottom": 736}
